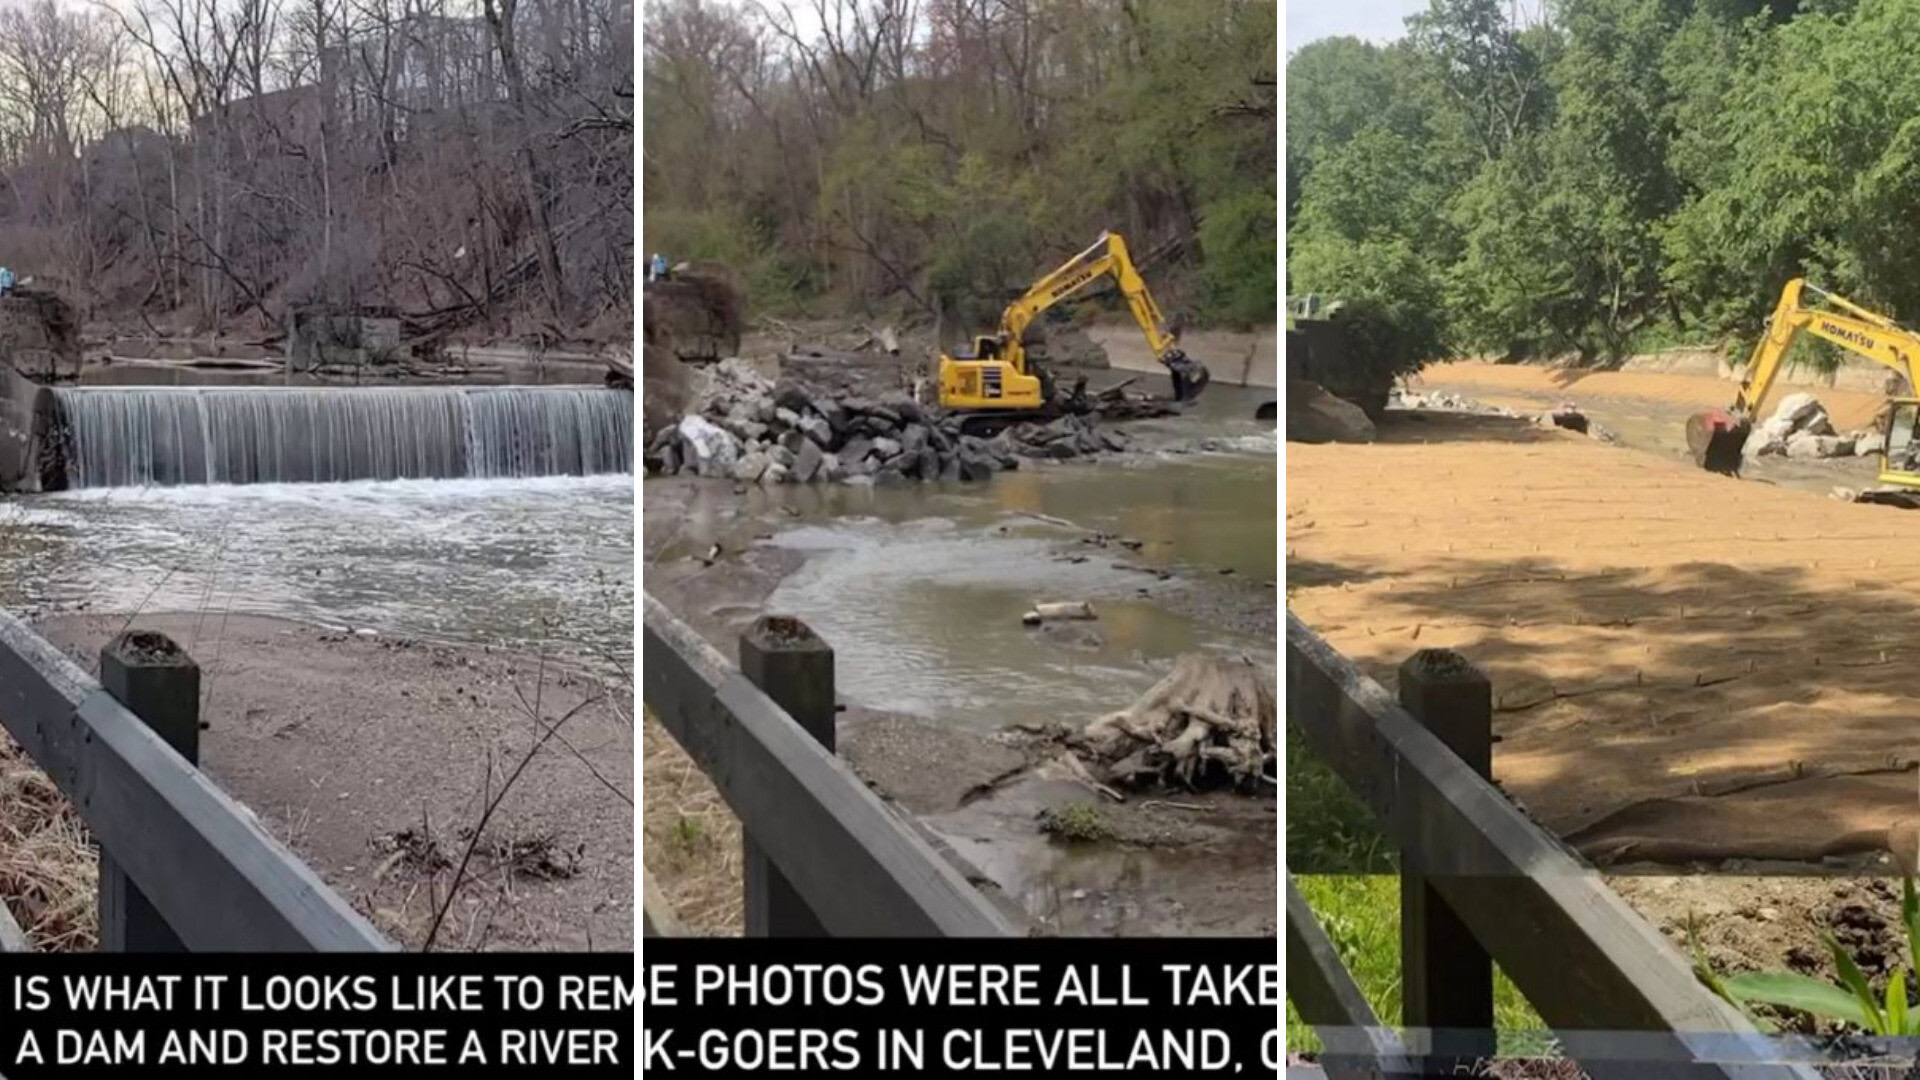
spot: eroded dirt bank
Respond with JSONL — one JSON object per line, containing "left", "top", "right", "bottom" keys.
{"left": 37, "top": 613, "right": 633, "bottom": 951}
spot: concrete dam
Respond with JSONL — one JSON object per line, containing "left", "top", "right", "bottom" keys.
{"left": 3, "top": 381, "right": 633, "bottom": 490}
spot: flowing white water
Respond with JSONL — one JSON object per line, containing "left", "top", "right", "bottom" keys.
{"left": 5, "top": 475, "right": 633, "bottom": 664}
{"left": 53, "top": 386, "right": 633, "bottom": 488}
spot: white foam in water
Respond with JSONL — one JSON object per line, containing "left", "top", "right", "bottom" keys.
{"left": 53, "top": 386, "right": 633, "bottom": 488}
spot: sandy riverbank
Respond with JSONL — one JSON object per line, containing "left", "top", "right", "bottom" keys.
{"left": 23, "top": 613, "right": 632, "bottom": 951}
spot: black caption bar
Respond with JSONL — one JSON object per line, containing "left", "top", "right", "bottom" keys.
{"left": 642, "top": 938, "right": 1280, "bottom": 1079}
{"left": 0, "top": 952, "right": 632, "bottom": 1077}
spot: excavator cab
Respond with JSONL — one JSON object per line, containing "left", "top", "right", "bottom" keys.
{"left": 940, "top": 351, "right": 1047, "bottom": 409}
{"left": 1878, "top": 400, "right": 1920, "bottom": 483}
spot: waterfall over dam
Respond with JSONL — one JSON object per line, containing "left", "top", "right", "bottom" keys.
{"left": 51, "top": 385, "right": 633, "bottom": 489}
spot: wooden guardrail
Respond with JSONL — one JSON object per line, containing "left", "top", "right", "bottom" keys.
{"left": 0, "top": 610, "right": 389, "bottom": 951}
{"left": 1285, "top": 611, "right": 1819, "bottom": 1079}
{"left": 642, "top": 593, "right": 1019, "bottom": 937}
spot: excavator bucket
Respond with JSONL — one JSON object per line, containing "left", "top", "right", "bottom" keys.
{"left": 1165, "top": 350, "right": 1210, "bottom": 404}
{"left": 1686, "top": 408, "right": 1750, "bottom": 475}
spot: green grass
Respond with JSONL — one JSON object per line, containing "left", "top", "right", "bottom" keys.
{"left": 1286, "top": 722, "right": 1393, "bottom": 875}
{"left": 1287, "top": 724, "right": 1555, "bottom": 1057}
{"left": 1039, "top": 802, "right": 1112, "bottom": 843}
{"left": 1286, "top": 876, "right": 1554, "bottom": 1056}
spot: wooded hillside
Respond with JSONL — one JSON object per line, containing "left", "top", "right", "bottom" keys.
{"left": 643, "top": 0, "right": 1277, "bottom": 330}
{"left": 1287, "top": 0, "right": 1920, "bottom": 367}
{"left": 0, "top": 0, "right": 632, "bottom": 339}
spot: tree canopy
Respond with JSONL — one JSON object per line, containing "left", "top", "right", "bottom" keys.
{"left": 1287, "top": 0, "right": 1920, "bottom": 366}
{"left": 643, "top": 0, "right": 1277, "bottom": 329}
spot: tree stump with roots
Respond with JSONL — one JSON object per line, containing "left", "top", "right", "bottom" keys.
{"left": 1069, "top": 653, "right": 1275, "bottom": 793}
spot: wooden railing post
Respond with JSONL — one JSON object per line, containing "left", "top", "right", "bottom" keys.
{"left": 1397, "top": 648, "right": 1495, "bottom": 1074}
{"left": 738, "top": 615, "right": 835, "bottom": 937}
{"left": 97, "top": 631, "right": 200, "bottom": 952}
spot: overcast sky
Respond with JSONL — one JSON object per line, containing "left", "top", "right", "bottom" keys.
{"left": 1287, "top": 0, "right": 1427, "bottom": 49}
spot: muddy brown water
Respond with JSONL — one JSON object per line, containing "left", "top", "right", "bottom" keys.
{"left": 643, "top": 419, "right": 1277, "bottom": 937}
{"left": 651, "top": 443, "right": 1274, "bottom": 731}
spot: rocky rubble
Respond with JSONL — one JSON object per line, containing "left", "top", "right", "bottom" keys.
{"left": 1747, "top": 392, "right": 1878, "bottom": 460}
{"left": 643, "top": 358, "right": 1132, "bottom": 484}
{"left": 1389, "top": 387, "right": 1617, "bottom": 442}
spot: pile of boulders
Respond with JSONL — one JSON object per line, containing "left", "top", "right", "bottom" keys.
{"left": 1747, "top": 392, "right": 1879, "bottom": 459}
{"left": 1386, "top": 386, "right": 1617, "bottom": 442}
{"left": 1392, "top": 388, "right": 1511, "bottom": 414}
{"left": 643, "top": 358, "right": 1131, "bottom": 485}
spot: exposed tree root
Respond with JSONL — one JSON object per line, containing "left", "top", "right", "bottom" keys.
{"left": 963, "top": 653, "right": 1275, "bottom": 804}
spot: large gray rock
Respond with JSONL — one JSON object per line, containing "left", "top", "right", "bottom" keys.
{"left": 842, "top": 396, "right": 900, "bottom": 423}
{"left": 882, "top": 395, "right": 926, "bottom": 425}
{"left": 774, "top": 406, "right": 804, "bottom": 430}
{"left": 1286, "top": 380, "right": 1376, "bottom": 445}
{"left": 792, "top": 438, "right": 826, "bottom": 482}
{"left": 732, "top": 450, "right": 770, "bottom": 482}
{"left": 799, "top": 415, "right": 834, "bottom": 448}
{"left": 1026, "top": 417, "right": 1075, "bottom": 445}
{"left": 716, "top": 410, "right": 768, "bottom": 444}
{"left": 1768, "top": 392, "right": 1827, "bottom": 431}
{"left": 851, "top": 414, "right": 897, "bottom": 438}
{"left": 775, "top": 386, "right": 812, "bottom": 415}
{"left": 760, "top": 462, "right": 789, "bottom": 485}
{"left": 1786, "top": 432, "right": 1851, "bottom": 459}
{"left": 677, "top": 415, "right": 742, "bottom": 475}
{"left": 811, "top": 397, "right": 849, "bottom": 436}
{"left": 918, "top": 446, "right": 940, "bottom": 479}
{"left": 872, "top": 436, "right": 902, "bottom": 459}
{"left": 769, "top": 444, "right": 796, "bottom": 469}
{"left": 900, "top": 423, "right": 929, "bottom": 454}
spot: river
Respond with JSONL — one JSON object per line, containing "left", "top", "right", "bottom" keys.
{"left": 3, "top": 474, "right": 633, "bottom": 665}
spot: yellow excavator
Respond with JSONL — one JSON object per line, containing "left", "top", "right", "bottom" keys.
{"left": 936, "top": 231, "right": 1209, "bottom": 422}
{"left": 1689, "top": 278, "right": 1920, "bottom": 488}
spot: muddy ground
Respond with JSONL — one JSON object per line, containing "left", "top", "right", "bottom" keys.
{"left": 1291, "top": 361, "right": 1920, "bottom": 994}
{"left": 643, "top": 400, "right": 1277, "bottom": 937}
{"left": 34, "top": 612, "right": 633, "bottom": 951}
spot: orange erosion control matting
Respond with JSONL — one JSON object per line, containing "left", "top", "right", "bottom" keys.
{"left": 1289, "top": 408, "right": 1920, "bottom": 868}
